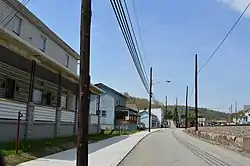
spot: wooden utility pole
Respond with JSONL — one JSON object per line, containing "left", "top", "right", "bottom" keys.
{"left": 77, "top": 0, "right": 91, "bottom": 166}
{"left": 175, "top": 97, "right": 178, "bottom": 127}
{"left": 165, "top": 96, "right": 168, "bottom": 127}
{"left": 148, "top": 67, "right": 152, "bottom": 132}
{"left": 185, "top": 86, "right": 188, "bottom": 129}
{"left": 195, "top": 54, "right": 198, "bottom": 132}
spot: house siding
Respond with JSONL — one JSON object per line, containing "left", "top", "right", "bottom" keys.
{"left": 0, "top": 0, "right": 78, "bottom": 73}
{"left": 100, "top": 93, "right": 115, "bottom": 129}
{"left": 0, "top": 61, "right": 76, "bottom": 110}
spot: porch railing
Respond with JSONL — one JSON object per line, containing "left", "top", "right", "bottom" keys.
{"left": 0, "top": 100, "right": 26, "bottom": 120}
{"left": 34, "top": 105, "right": 56, "bottom": 122}
{"left": 61, "top": 110, "right": 75, "bottom": 123}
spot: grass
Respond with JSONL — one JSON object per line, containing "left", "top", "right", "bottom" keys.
{"left": 0, "top": 130, "right": 139, "bottom": 166}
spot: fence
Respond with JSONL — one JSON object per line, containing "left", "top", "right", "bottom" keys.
{"left": 0, "top": 100, "right": 100, "bottom": 142}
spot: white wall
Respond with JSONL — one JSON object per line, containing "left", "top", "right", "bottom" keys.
{"left": 0, "top": 0, "right": 78, "bottom": 73}
{"left": 89, "top": 94, "right": 97, "bottom": 114}
{"left": 99, "top": 93, "right": 115, "bottom": 125}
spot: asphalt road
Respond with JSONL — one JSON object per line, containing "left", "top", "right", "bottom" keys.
{"left": 118, "top": 129, "right": 250, "bottom": 166}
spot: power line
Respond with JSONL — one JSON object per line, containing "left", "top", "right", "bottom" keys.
{"left": 188, "top": 3, "right": 250, "bottom": 101}
{"left": 130, "top": 0, "right": 149, "bottom": 78}
{"left": 0, "top": 0, "right": 31, "bottom": 32}
{"left": 198, "top": 2, "right": 250, "bottom": 74}
{"left": 110, "top": 0, "right": 149, "bottom": 93}
{"left": 119, "top": 0, "right": 149, "bottom": 90}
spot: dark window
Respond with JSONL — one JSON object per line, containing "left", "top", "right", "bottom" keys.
{"left": 46, "top": 92, "right": 52, "bottom": 105}
{"left": 5, "top": 78, "right": 15, "bottom": 99}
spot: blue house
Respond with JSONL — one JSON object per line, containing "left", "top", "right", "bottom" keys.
{"left": 95, "top": 83, "right": 139, "bottom": 131}
{"left": 139, "top": 110, "right": 160, "bottom": 129}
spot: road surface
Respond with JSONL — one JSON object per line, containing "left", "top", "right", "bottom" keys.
{"left": 118, "top": 129, "right": 250, "bottom": 166}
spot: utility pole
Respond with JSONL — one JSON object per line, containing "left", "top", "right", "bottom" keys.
{"left": 165, "top": 96, "right": 168, "bottom": 127}
{"left": 175, "top": 97, "right": 178, "bottom": 127}
{"left": 195, "top": 54, "right": 198, "bottom": 132}
{"left": 235, "top": 102, "right": 237, "bottom": 113}
{"left": 185, "top": 86, "right": 188, "bottom": 129}
{"left": 148, "top": 67, "right": 153, "bottom": 132}
{"left": 77, "top": 0, "right": 91, "bottom": 166}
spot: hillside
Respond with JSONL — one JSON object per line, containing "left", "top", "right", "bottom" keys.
{"left": 124, "top": 92, "right": 228, "bottom": 120}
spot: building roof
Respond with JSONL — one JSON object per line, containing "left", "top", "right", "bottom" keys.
{"left": 95, "top": 83, "right": 127, "bottom": 98}
{"left": 126, "top": 104, "right": 138, "bottom": 111}
{"left": 7, "top": 0, "right": 79, "bottom": 60}
{"left": 116, "top": 105, "right": 140, "bottom": 116}
{"left": 139, "top": 110, "right": 157, "bottom": 117}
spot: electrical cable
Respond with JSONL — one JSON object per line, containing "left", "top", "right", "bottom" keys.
{"left": 110, "top": 0, "right": 149, "bottom": 93}
{"left": 0, "top": 0, "right": 31, "bottom": 32}
{"left": 198, "top": 2, "right": 250, "bottom": 73}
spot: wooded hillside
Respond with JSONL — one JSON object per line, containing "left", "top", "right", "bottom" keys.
{"left": 124, "top": 92, "right": 228, "bottom": 120}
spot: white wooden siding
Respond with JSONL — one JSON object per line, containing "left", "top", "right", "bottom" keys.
{"left": 34, "top": 105, "right": 56, "bottom": 122}
{"left": 0, "top": 61, "right": 76, "bottom": 108}
{"left": 89, "top": 94, "right": 97, "bottom": 114}
{"left": 0, "top": 100, "right": 26, "bottom": 120}
{"left": 0, "top": 0, "right": 78, "bottom": 73}
{"left": 61, "top": 110, "right": 75, "bottom": 123}
{"left": 100, "top": 94, "right": 115, "bottom": 125}
{"left": 90, "top": 114, "right": 98, "bottom": 124}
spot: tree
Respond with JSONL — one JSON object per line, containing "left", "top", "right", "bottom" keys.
{"left": 164, "top": 110, "right": 173, "bottom": 120}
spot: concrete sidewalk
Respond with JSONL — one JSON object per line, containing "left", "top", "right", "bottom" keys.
{"left": 18, "top": 129, "right": 162, "bottom": 166}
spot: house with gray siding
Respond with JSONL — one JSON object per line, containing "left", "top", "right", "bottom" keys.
{"left": 95, "top": 83, "right": 139, "bottom": 131}
{"left": 0, "top": 0, "right": 103, "bottom": 142}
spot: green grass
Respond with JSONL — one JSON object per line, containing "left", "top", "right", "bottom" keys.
{"left": 0, "top": 130, "right": 139, "bottom": 166}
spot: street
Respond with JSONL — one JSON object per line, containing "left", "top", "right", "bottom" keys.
{"left": 118, "top": 129, "right": 250, "bottom": 166}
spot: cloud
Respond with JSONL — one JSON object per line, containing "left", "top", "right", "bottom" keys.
{"left": 217, "top": 0, "right": 250, "bottom": 18}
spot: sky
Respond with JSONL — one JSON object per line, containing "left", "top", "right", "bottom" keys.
{"left": 24, "top": 0, "right": 250, "bottom": 112}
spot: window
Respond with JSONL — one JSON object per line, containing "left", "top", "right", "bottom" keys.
{"left": 61, "top": 95, "right": 67, "bottom": 109}
{"left": 65, "top": 54, "right": 69, "bottom": 67}
{"left": 40, "top": 35, "right": 47, "bottom": 52}
{"left": 33, "top": 89, "right": 43, "bottom": 104}
{"left": 45, "top": 92, "right": 52, "bottom": 105}
{"left": 5, "top": 78, "right": 16, "bottom": 99}
{"left": 13, "top": 15, "right": 22, "bottom": 35}
{"left": 102, "top": 110, "right": 107, "bottom": 117}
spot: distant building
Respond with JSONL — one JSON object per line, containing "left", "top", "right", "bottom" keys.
{"left": 139, "top": 110, "right": 160, "bottom": 128}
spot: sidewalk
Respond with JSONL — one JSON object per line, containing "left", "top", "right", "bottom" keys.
{"left": 18, "top": 129, "right": 162, "bottom": 166}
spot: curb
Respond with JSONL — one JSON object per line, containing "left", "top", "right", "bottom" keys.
{"left": 115, "top": 129, "right": 164, "bottom": 166}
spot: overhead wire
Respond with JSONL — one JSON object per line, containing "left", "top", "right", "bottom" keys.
{"left": 122, "top": 0, "right": 148, "bottom": 83}
{"left": 0, "top": 0, "right": 31, "bottom": 32}
{"left": 188, "top": 2, "right": 250, "bottom": 101}
{"left": 198, "top": 2, "right": 250, "bottom": 74}
{"left": 117, "top": 0, "right": 149, "bottom": 92}
{"left": 110, "top": 0, "right": 149, "bottom": 93}
{"left": 131, "top": 0, "right": 150, "bottom": 76}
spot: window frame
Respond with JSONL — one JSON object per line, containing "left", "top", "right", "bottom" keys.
{"left": 65, "top": 54, "right": 69, "bottom": 67}
{"left": 12, "top": 15, "right": 22, "bottom": 36}
{"left": 40, "top": 35, "right": 47, "bottom": 52}
{"left": 32, "top": 88, "right": 43, "bottom": 104}
{"left": 101, "top": 110, "right": 107, "bottom": 117}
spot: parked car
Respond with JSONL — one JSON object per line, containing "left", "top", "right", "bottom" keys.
{"left": 138, "top": 123, "right": 146, "bottom": 130}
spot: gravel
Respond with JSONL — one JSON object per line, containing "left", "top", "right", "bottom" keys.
{"left": 193, "top": 126, "right": 250, "bottom": 137}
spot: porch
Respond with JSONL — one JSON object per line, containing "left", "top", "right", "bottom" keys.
{"left": 115, "top": 105, "right": 140, "bottom": 131}
{"left": 0, "top": 28, "right": 103, "bottom": 141}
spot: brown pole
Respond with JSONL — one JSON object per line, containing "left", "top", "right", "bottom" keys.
{"left": 195, "top": 54, "right": 198, "bottom": 132}
{"left": 185, "top": 86, "right": 188, "bottom": 129}
{"left": 148, "top": 67, "right": 152, "bottom": 132}
{"left": 16, "top": 111, "right": 22, "bottom": 154}
{"left": 77, "top": 0, "right": 91, "bottom": 166}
